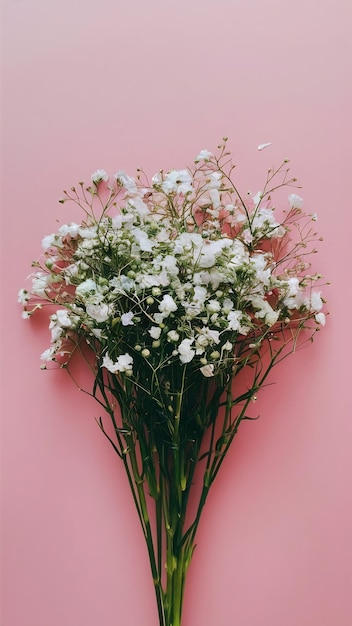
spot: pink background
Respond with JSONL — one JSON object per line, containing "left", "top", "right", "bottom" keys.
{"left": 1, "top": 0, "right": 351, "bottom": 624}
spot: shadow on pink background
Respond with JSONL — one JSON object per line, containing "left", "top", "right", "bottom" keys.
{"left": 1, "top": 0, "right": 351, "bottom": 624}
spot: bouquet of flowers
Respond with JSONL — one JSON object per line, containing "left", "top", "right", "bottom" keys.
{"left": 19, "top": 139, "right": 325, "bottom": 626}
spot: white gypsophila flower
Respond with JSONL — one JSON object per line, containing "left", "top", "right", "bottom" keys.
{"left": 311, "top": 213, "right": 318, "bottom": 221}
{"left": 315, "top": 312, "right": 326, "bottom": 326}
{"left": 151, "top": 172, "right": 162, "bottom": 187}
{"left": 194, "top": 149, "right": 213, "bottom": 162}
{"left": 78, "top": 226, "right": 98, "bottom": 240}
{"left": 58, "top": 223, "right": 80, "bottom": 238}
{"left": 149, "top": 326, "right": 162, "bottom": 340}
{"left": 40, "top": 346, "right": 57, "bottom": 362}
{"left": 121, "top": 311, "right": 135, "bottom": 326}
{"left": 102, "top": 353, "right": 133, "bottom": 374}
{"left": 253, "top": 191, "right": 263, "bottom": 206}
{"left": 283, "top": 289, "right": 306, "bottom": 310}
{"left": 251, "top": 297, "right": 279, "bottom": 326}
{"left": 42, "top": 234, "right": 56, "bottom": 250}
{"left": 49, "top": 321, "right": 64, "bottom": 342}
{"left": 310, "top": 291, "right": 323, "bottom": 312}
{"left": 75, "top": 278, "right": 98, "bottom": 298}
{"left": 250, "top": 253, "right": 272, "bottom": 286}
{"left": 167, "top": 330, "right": 180, "bottom": 342}
{"left": 160, "top": 255, "right": 179, "bottom": 277}
{"left": 114, "top": 170, "right": 137, "bottom": 193}
{"left": 222, "top": 298, "right": 234, "bottom": 314}
{"left": 63, "top": 263, "right": 80, "bottom": 281}
{"left": 112, "top": 213, "right": 135, "bottom": 230}
{"left": 198, "top": 239, "right": 232, "bottom": 269}
{"left": 178, "top": 338, "right": 195, "bottom": 364}
{"left": 285, "top": 277, "right": 300, "bottom": 297}
{"left": 227, "top": 310, "right": 243, "bottom": 332}
{"left": 91, "top": 169, "right": 108, "bottom": 183}
{"left": 204, "top": 171, "right": 222, "bottom": 190}
{"left": 127, "top": 196, "right": 149, "bottom": 217}
{"left": 138, "top": 273, "right": 169, "bottom": 290}
{"left": 197, "top": 327, "right": 220, "bottom": 346}
{"left": 209, "top": 189, "right": 221, "bottom": 209}
{"left": 173, "top": 231, "right": 203, "bottom": 255}
{"left": 251, "top": 208, "right": 283, "bottom": 237}
{"left": 86, "top": 303, "right": 111, "bottom": 323}
{"left": 131, "top": 228, "right": 154, "bottom": 252}
{"left": 22, "top": 311, "right": 31, "bottom": 319}
{"left": 161, "top": 169, "right": 193, "bottom": 195}
{"left": 31, "top": 272, "right": 50, "bottom": 296}
{"left": 158, "top": 294, "right": 178, "bottom": 317}
{"left": 200, "top": 364, "right": 215, "bottom": 377}
{"left": 18, "top": 288, "right": 29, "bottom": 304}
{"left": 55, "top": 309, "right": 74, "bottom": 328}
{"left": 110, "top": 276, "right": 136, "bottom": 294}
{"left": 222, "top": 341, "right": 233, "bottom": 351}
{"left": 192, "top": 286, "right": 207, "bottom": 305}
{"left": 206, "top": 300, "right": 221, "bottom": 314}
{"left": 288, "top": 193, "right": 303, "bottom": 209}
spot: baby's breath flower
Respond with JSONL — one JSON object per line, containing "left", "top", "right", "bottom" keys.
{"left": 91, "top": 169, "right": 108, "bottom": 183}
{"left": 149, "top": 326, "right": 162, "bottom": 340}
{"left": 167, "top": 330, "right": 179, "bottom": 343}
{"left": 315, "top": 312, "right": 326, "bottom": 325}
{"left": 102, "top": 353, "right": 133, "bottom": 374}
{"left": 194, "top": 149, "right": 213, "bottom": 162}
{"left": 121, "top": 311, "right": 135, "bottom": 326}
{"left": 288, "top": 193, "right": 303, "bottom": 209}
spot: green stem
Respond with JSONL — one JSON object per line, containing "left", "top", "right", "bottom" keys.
{"left": 126, "top": 437, "right": 166, "bottom": 626}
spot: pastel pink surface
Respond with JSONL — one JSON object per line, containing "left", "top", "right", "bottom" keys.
{"left": 1, "top": 1, "right": 351, "bottom": 625}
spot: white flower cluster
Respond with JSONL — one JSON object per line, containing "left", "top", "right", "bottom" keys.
{"left": 19, "top": 143, "right": 325, "bottom": 378}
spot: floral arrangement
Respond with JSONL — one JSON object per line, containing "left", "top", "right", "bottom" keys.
{"left": 19, "top": 139, "right": 325, "bottom": 626}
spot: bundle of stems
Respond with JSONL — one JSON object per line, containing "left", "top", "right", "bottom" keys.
{"left": 83, "top": 321, "right": 310, "bottom": 626}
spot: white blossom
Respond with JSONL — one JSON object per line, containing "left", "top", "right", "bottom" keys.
{"left": 178, "top": 338, "right": 195, "bottom": 364}
{"left": 76, "top": 279, "right": 98, "bottom": 298}
{"left": 58, "top": 223, "right": 80, "bottom": 238}
{"left": 40, "top": 346, "right": 57, "bottom": 362}
{"left": 167, "top": 330, "right": 180, "bottom": 342}
{"left": 55, "top": 309, "right": 74, "bottom": 327}
{"left": 42, "top": 234, "right": 56, "bottom": 250}
{"left": 161, "top": 169, "right": 193, "bottom": 195}
{"left": 207, "top": 300, "right": 221, "bottom": 313}
{"left": 310, "top": 291, "right": 323, "bottom": 312}
{"left": 86, "top": 303, "right": 111, "bottom": 323}
{"left": 102, "top": 353, "right": 133, "bottom": 374}
{"left": 18, "top": 288, "right": 29, "bottom": 304}
{"left": 315, "top": 312, "right": 326, "bottom": 326}
{"left": 121, "top": 311, "right": 135, "bottom": 326}
{"left": 288, "top": 193, "right": 303, "bottom": 209}
{"left": 91, "top": 169, "right": 108, "bottom": 183}
{"left": 158, "top": 294, "right": 178, "bottom": 317}
{"left": 31, "top": 273, "right": 50, "bottom": 296}
{"left": 149, "top": 326, "right": 162, "bottom": 340}
{"left": 194, "top": 149, "right": 213, "bottom": 162}
{"left": 114, "top": 170, "right": 137, "bottom": 193}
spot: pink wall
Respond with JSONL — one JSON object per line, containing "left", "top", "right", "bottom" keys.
{"left": 1, "top": 0, "right": 351, "bottom": 624}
